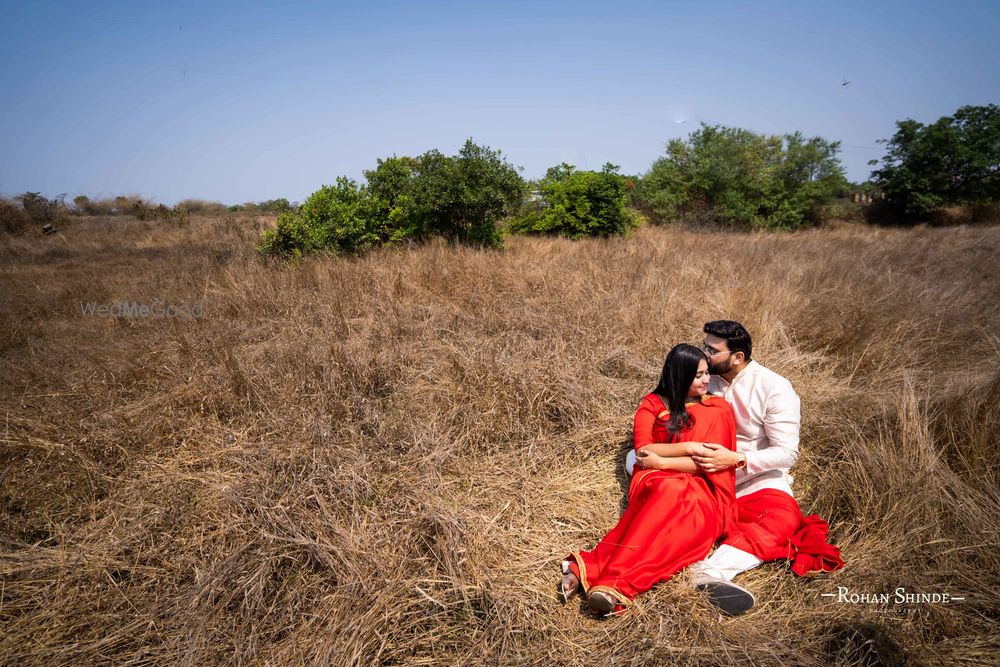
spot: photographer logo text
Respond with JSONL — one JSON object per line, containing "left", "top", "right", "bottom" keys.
{"left": 823, "top": 586, "right": 964, "bottom": 605}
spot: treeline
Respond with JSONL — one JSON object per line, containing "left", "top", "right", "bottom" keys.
{"left": 4, "top": 104, "right": 996, "bottom": 244}
{"left": 73, "top": 195, "right": 294, "bottom": 216}
{"left": 257, "top": 128, "right": 829, "bottom": 255}
{"left": 870, "top": 104, "right": 1000, "bottom": 219}
{"left": 257, "top": 141, "right": 640, "bottom": 257}
{"left": 0, "top": 194, "right": 295, "bottom": 234}
{"left": 258, "top": 103, "right": 998, "bottom": 258}
{"left": 632, "top": 126, "right": 847, "bottom": 229}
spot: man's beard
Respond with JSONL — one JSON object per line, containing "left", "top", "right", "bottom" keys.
{"left": 710, "top": 357, "right": 733, "bottom": 375}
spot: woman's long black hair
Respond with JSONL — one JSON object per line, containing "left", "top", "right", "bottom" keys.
{"left": 653, "top": 343, "right": 709, "bottom": 441}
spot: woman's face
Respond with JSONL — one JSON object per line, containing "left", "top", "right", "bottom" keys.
{"left": 687, "top": 359, "right": 711, "bottom": 398}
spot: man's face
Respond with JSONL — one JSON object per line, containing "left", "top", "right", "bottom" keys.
{"left": 703, "top": 333, "right": 736, "bottom": 375}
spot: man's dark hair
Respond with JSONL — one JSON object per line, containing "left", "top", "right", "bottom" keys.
{"left": 703, "top": 320, "right": 753, "bottom": 361}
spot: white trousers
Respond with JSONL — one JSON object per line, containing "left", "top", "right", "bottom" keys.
{"left": 623, "top": 449, "right": 764, "bottom": 585}
{"left": 690, "top": 544, "right": 764, "bottom": 584}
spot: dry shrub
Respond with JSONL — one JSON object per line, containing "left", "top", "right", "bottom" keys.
{"left": 1, "top": 218, "right": 999, "bottom": 666}
{"left": 0, "top": 198, "right": 31, "bottom": 234}
{"left": 174, "top": 199, "right": 229, "bottom": 217}
{"left": 72, "top": 197, "right": 117, "bottom": 216}
{"left": 1, "top": 196, "right": 72, "bottom": 235}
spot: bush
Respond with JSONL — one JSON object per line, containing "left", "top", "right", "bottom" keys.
{"left": 872, "top": 104, "right": 1000, "bottom": 220}
{"left": 258, "top": 178, "right": 384, "bottom": 257}
{"left": 17, "top": 192, "right": 65, "bottom": 224}
{"left": 260, "top": 198, "right": 293, "bottom": 213}
{"left": 71, "top": 194, "right": 196, "bottom": 220}
{"left": 403, "top": 140, "right": 525, "bottom": 248}
{"left": 258, "top": 139, "right": 525, "bottom": 257}
{"left": 634, "top": 124, "right": 847, "bottom": 229}
{"left": 71, "top": 196, "right": 114, "bottom": 216}
{"left": 363, "top": 155, "right": 421, "bottom": 243}
{"left": 0, "top": 198, "right": 31, "bottom": 234}
{"left": 175, "top": 199, "right": 228, "bottom": 216}
{"left": 510, "top": 163, "right": 639, "bottom": 238}
{"left": 231, "top": 199, "right": 295, "bottom": 214}
{"left": 820, "top": 197, "right": 866, "bottom": 224}
{"left": 0, "top": 193, "right": 78, "bottom": 233}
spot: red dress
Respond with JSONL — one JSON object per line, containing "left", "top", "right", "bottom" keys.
{"left": 568, "top": 394, "right": 737, "bottom": 609}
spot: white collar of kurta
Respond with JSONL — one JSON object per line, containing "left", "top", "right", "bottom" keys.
{"left": 711, "top": 359, "right": 761, "bottom": 390}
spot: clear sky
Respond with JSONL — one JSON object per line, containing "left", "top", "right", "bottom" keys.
{"left": 2, "top": 0, "right": 998, "bottom": 205}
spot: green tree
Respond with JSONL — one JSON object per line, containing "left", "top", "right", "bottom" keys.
{"left": 872, "top": 104, "right": 1000, "bottom": 218}
{"left": 259, "top": 198, "right": 293, "bottom": 213}
{"left": 408, "top": 140, "right": 525, "bottom": 248}
{"left": 73, "top": 195, "right": 92, "bottom": 213}
{"left": 363, "top": 140, "right": 525, "bottom": 248}
{"left": 634, "top": 124, "right": 847, "bottom": 229}
{"left": 257, "top": 177, "right": 384, "bottom": 257}
{"left": 258, "top": 139, "right": 524, "bottom": 256}
{"left": 363, "top": 156, "right": 421, "bottom": 243}
{"left": 511, "top": 163, "right": 639, "bottom": 238}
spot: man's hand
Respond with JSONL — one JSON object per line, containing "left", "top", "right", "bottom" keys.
{"left": 690, "top": 442, "right": 740, "bottom": 473}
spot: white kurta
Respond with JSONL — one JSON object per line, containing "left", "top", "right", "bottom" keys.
{"left": 707, "top": 360, "right": 800, "bottom": 499}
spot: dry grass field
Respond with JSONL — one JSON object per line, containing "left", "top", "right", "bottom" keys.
{"left": 1, "top": 214, "right": 999, "bottom": 666}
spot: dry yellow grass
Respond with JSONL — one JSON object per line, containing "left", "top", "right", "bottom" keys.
{"left": 1, "top": 214, "right": 999, "bottom": 666}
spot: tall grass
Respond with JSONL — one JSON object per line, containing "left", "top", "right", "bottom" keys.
{"left": 1, "top": 216, "right": 998, "bottom": 665}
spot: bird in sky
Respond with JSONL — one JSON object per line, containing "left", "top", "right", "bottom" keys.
{"left": 842, "top": 77, "right": 851, "bottom": 87}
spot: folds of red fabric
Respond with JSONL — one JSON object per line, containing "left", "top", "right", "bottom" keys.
{"left": 722, "top": 488, "right": 845, "bottom": 576}
{"left": 788, "top": 514, "right": 845, "bottom": 576}
{"left": 569, "top": 468, "right": 723, "bottom": 605}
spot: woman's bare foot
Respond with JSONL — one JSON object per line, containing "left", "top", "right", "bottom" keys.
{"left": 560, "top": 572, "right": 580, "bottom": 602}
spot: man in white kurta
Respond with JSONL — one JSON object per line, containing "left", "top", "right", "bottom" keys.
{"left": 624, "top": 320, "right": 807, "bottom": 614}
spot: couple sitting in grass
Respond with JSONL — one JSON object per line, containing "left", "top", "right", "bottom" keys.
{"left": 560, "top": 320, "right": 844, "bottom": 616}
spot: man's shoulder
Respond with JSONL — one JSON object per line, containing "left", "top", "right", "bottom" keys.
{"left": 748, "top": 361, "right": 796, "bottom": 392}
{"left": 749, "top": 364, "right": 800, "bottom": 414}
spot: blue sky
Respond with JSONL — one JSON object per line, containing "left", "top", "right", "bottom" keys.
{"left": 2, "top": 0, "right": 998, "bottom": 205}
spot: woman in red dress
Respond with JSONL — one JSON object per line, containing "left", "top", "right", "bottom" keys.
{"left": 561, "top": 344, "right": 738, "bottom": 614}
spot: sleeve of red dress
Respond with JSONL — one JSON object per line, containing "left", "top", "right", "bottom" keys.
{"left": 632, "top": 394, "right": 658, "bottom": 450}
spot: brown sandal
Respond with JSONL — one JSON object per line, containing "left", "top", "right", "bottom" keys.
{"left": 587, "top": 590, "right": 617, "bottom": 615}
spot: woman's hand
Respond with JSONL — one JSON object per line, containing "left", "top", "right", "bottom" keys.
{"left": 635, "top": 448, "right": 667, "bottom": 470}
{"left": 635, "top": 448, "right": 701, "bottom": 474}
{"left": 690, "top": 442, "right": 739, "bottom": 473}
